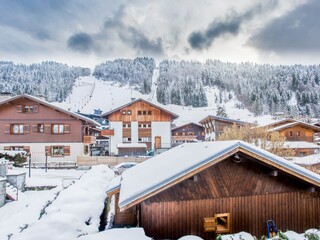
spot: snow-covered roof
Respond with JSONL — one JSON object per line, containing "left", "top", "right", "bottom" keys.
{"left": 0, "top": 150, "right": 26, "bottom": 156}
{"left": 199, "top": 115, "right": 249, "bottom": 125}
{"left": 117, "top": 143, "right": 147, "bottom": 148}
{"left": 106, "top": 175, "right": 122, "bottom": 194}
{"left": 268, "top": 120, "right": 320, "bottom": 132}
{"left": 171, "top": 122, "right": 203, "bottom": 131}
{"left": 118, "top": 140, "right": 320, "bottom": 210}
{"left": 292, "top": 154, "right": 320, "bottom": 165}
{"left": 0, "top": 94, "right": 100, "bottom": 126}
{"left": 101, "top": 98, "right": 179, "bottom": 119}
{"left": 283, "top": 141, "right": 320, "bottom": 149}
{"left": 0, "top": 177, "right": 6, "bottom": 181}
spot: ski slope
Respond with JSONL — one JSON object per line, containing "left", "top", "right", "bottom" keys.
{"left": 55, "top": 73, "right": 274, "bottom": 126}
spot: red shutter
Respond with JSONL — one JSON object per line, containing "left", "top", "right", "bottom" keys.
{"left": 33, "top": 105, "right": 39, "bottom": 113}
{"left": 16, "top": 105, "right": 23, "bottom": 113}
{"left": 64, "top": 146, "right": 70, "bottom": 156}
{"left": 23, "top": 124, "right": 30, "bottom": 134}
{"left": 3, "top": 125, "right": 10, "bottom": 134}
{"left": 64, "top": 124, "right": 70, "bottom": 134}
{"left": 44, "top": 124, "right": 51, "bottom": 133}
{"left": 45, "top": 146, "right": 51, "bottom": 156}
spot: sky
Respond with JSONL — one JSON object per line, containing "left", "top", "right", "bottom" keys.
{"left": 0, "top": 0, "right": 319, "bottom": 68}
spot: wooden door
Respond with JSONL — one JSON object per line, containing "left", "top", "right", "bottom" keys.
{"left": 155, "top": 136, "right": 161, "bottom": 149}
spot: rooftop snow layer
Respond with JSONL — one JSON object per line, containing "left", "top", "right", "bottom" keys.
{"left": 119, "top": 140, "right": 320, "bottom": 209}
{"left": 284, "top": 141, "right": 320, "bottom": 149}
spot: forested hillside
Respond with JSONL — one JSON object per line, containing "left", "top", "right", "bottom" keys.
{"left": 93, "top": 57, "right": 155, "bottom": 94}
{"left": 0, "top": 61, "right": 90, "bottom": 102}
{"left": 156, "top": 59, "right": 320, "bottom": 117}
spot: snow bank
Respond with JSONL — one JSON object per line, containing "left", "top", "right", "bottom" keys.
{"left": 78, "top": 228, "right": 151, "bottom": 240}
{"left": 220, "top": 232, "right": 254, "bottom": 240}
{"left": 12, "top": 165, "right": 114, "bottom": 240}
{"left": 178, "top": 236, "right": 204, "bottom": 240}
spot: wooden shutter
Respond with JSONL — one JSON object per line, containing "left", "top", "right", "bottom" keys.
{"left": 16, "top": 105, "right": 23, "bottom": 113}
{"left": 3, "top": 125, "right": 10, "bottom": 134}
{"left": 44, "top": 124, "right": 51, "bottom": 134}
{"left": 23, "top": 146, "right": 30, "bottom": 153}
{"left": 64, "top": 124, "right": 70, "bottom": 134}
{"left": 23, "top": 124, "right": 30, "bottom": 134}
{"left": 4, "top": 146, "right": 11, "bottom": 151}
{"left": 32, "top": 125, "right": 38, "bottom": 132}
{"left": 64, "top": 146, "right": 70, "bottom": 156}
{"left": 45, "top": 146, "right": 51, "bottom": 156}
{"left": 33, "top": 105, "right": 39, "bottom": 113}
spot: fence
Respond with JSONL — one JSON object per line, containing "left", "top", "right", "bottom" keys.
{"left": 77, "top": 156, "right": 150, "bottom": 166}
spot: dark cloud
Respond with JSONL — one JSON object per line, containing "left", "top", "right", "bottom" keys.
{"left": 248, "top": 0, "right": 320, "bottom": 53}
{"left": 188, "top": 2, "right": 278, "bottom": 50}
{"left": 67, "top": 33, "right": 94, "bottom": 53}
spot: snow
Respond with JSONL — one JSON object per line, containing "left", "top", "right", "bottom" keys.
{"left": 292, "top": 154, "right": 320, "bottom": 165}
{"left": 0, "top": 177, "right": 5, "bottom": 181}
{"left": 282, "top": 231, "right": 307, "bottom": 240}
{"left": 55, "top": 76, "right": 275, "bottom": 127}
{"left": 284, "top": 141, "right": 320, "bottom": 149}
{"left": 0, "top": 165, "right": 115, "bottom": 240}
{"left": 178, "top": 236, "right": 204, "bottom": 240}
{"left": 117, "top": 143, "right": 147, "bottom": 148}
{"left": 0, "top": 150, "right": 26, "bottom": 157}
{"left": 118, "top": 140, "right": 320, "bottom": 209}
{"left": 220, "top": 232, "right": 254, "bottom": 240}
{"left": 78, "top": 228, "right": 151, "bottom": 240}
{"left": 106, "top": 175, "right": 121, "bottom": 194}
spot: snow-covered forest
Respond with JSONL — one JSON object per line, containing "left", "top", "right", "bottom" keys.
{"left": 93, "top": 57, "right": 155, "bottom": 94}
{"left": 0, "top": 61, "right": 90, "bottom": 102}
{"left": 156, "top": 59, "right": 320, "bottom": 117}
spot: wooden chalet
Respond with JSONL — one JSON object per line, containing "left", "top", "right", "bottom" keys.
{"left": 101, "top": 98, "right": 178, "bottom": 156}
{"left": 0, "top": 94, "right": 99, "bottom": 163}
{"left": 199, "top": 115, "right": 249, "bottom": 141}
{"left": 171, "top": 122, "right": 205, "bottom": 146}
{"left": 107, "top": 141, "right": 320, "bottom": 240}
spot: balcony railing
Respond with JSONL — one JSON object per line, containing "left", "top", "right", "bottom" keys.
{"left": 83, "top": 136, "right": 97, "bottom": 144}
{"left": 101, "top": 129, "right": 114, "bottom": 136}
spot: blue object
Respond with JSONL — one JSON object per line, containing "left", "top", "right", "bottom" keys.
{"left": 267, "top": 220, "right": 278, "bottom": 238}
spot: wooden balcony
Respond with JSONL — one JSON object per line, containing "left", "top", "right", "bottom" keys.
{"left": 83, "top": 136, "right": 97, "bottom": 144}
{"left": 101, "top": 129, "right": 114, "bottom": 136}
{"left": 172, "top": 135, "right": 198, "bottom": 142}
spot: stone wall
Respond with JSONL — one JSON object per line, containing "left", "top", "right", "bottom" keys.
{"left": 77, "top": 156, "right": 150, "bottom": 166}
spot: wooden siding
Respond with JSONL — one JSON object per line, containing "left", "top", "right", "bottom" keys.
{"left": 0, "top": 98, "right": 85, "bottom": 143}
{"left": 141, "top": 191, "right": 320, "bottom": 240}
{"left": 114, "top": 193, "right": 137, "bottom": 226}
{"left": 108, "top": 101, "right": 173, "bottom": 122}
{"left": 279, "top": 125, "right": 315, "bottom": 142}
{"left": 172, "top": 123, "right": 205, "bottom": 143}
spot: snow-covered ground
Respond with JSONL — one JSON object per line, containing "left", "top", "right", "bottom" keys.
{"left": 0, "top": 166, "right": 114, "bottom": 240}
{"left": 55, "top": 75, "right": 274, "bottom": 126}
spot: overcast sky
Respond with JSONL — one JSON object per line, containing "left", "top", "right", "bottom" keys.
{"left": 0, "top": 0, "right": 319, "bottom": 68}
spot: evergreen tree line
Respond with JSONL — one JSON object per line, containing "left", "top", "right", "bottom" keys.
{"left": 93, "top": 57, "right": 155, "bottom": 94}
{"left": 156, "top": 59, "right": 320, "bottom": 117}
{"left": 0, "top": 61, "right": 90, "bottom": 102}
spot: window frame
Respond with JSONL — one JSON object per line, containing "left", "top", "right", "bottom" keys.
{"left": 52, "top": 124, "right": 64, "bottom": 134}
{"left": 52, "top": 146, "right": 65, "bottom": 157}
{"left": 11, "top": 124, "right": 24, "bottom": 134}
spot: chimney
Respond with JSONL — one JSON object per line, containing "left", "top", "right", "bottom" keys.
{"left": 0, "top": 92, "right": 12, "bottom": 102}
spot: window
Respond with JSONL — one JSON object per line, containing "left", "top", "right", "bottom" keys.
{"left": 123, "top": 123, "right": 131, "bottom": 128}
{"left": 299, "top": 151, "right": 306, "bottom": 157}
{"left": 138, "top": 111, "right": 142, "bottom": 115}
{"left": 138, "top": 137, "right": 151, "bottom": 142}
{"left": 52, "top": 146, "right": 64, "bottom": 156}
{"left": 148, "top": 111, "right": 152, "bottom": 115}
{"left": 38, "top": 124, "right": 44, "bottom": 133}
{"left": 289, "top": 131, "right": 293, "bottom": 136}
{"left": 123, "top": 137, "right": 131, "bottom": 142}
{"left": 11, "top": 124, "right": 24, "bottom": 134}
{"left": 127, "top": 110, "right": 132, "bottom": 115}
{"left": 143, "top": 110, "right": 147, "bottom": 115}
{"left": 296, "top": 131, "right": 300, "bottom": 136}
{"left": 122, "top": 110, "right": 126, "bottom": 115}
{"left": 52, "top": 124, "right": 64, "bottom": 134}
{"left": 138, "top": 122, "right": 151, "bottom": 128}
{"left": 24, "top": 105, "right": 34, "bottom": 113}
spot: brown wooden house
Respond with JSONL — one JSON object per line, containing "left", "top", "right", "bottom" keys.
{"left": 107, "top": 140, "right": 320, "bottom": 240}
{"left": 199, "top": 115, "right": 249, "bottom": 141}
{"left": 101, "top": 98, "right": 178, "bottom": 156}
{"left": 0, "top": 94, "right": 99, "bottom": 163}
{"left": 171, "top": 122, "right": 205, "bottom": 146}
{"left": 266, "top": 119, "right": 320, "bottom": 156}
